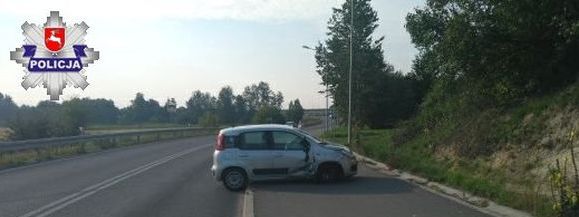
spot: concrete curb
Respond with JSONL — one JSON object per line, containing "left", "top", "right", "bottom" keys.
{"left": 242, "top": 188, "right": 255, "bottom": 217}
{"left": 354, "top": 153, "right": 533, "bottom": 217}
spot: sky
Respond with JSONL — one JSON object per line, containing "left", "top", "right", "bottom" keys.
{"left": 0, "top": 0, "right": 424, "bottom": 109}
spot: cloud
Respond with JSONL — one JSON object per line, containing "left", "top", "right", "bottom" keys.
{"left": 0, "top": 0, "right": 343, "bottom": 22}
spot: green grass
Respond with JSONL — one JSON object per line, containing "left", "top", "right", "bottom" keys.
{"left": 322, "top": 127, "right": 554, "bottom": 217}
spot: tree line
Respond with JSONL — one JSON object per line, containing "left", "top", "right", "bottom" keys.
{"left": 403, "top": 0, "right": 579, "bottom": 134}
{"left": 314, "top": 0, "right": 578, "bottom": 129}
{"left": 0, "top": 81, "right": 305, "bottom": 140}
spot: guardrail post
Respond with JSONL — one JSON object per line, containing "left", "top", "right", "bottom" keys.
{"left": 136, "top": 135, "right": 140, "bottom": 144}
{"left": 80, "top": 142, "right": 86, "bottom": 153}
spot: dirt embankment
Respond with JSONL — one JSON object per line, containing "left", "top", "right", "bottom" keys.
{"left": 439, "top": 104, "right": 578, "bottom": 196}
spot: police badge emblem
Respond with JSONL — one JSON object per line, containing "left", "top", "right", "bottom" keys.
{"left": 10, "top": 11, "right": 100, "bottom": 100}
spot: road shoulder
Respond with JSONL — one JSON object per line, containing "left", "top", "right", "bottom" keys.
{"left": 356, "top": 153, "right": 532, "bottom": 217}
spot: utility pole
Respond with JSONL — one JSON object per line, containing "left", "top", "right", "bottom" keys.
{"left": 325, "top": 83, "right": 329, "bottom": 132}
{"left": 347, "top": 0, "right": 354, "bottom": 145}
{"left": 302, "top": 45, "right": 330, "bottom": 133}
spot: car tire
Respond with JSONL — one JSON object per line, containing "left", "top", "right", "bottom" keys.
{"left": 315, "top": 164, "right": 343, "bottom": 183}
{"left": 222, "top": 168, "right": 248, "bottom": 191}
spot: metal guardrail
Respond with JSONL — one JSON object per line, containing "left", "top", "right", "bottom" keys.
{"left": 0, "top": 127, "right": 218, "bottom": 152}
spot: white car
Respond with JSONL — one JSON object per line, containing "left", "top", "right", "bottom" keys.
{"left": 210, "top": 124, "right": 358, "bottom": 191}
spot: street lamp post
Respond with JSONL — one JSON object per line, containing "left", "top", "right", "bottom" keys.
{"left": 325, "top": 84, "right": 329, "bottom": 132}
{"left": 347, "top": 0, "right": 354, "bottom": 145}
{"left": 303, "top": 45, "right": 330, "bottom": 133}
{"left": 303, "top": 0, "right": 353, "bottom": 138}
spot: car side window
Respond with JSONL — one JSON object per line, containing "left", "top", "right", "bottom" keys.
{"left": 238, "top": 131, "right": 269, "bottom": 150}
{"left": 272, "top": 131, "right": 303, "bottom": 151}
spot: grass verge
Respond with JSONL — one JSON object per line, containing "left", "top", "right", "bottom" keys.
{"left": 322, "top": 127, "right": 553, "bottom": 217}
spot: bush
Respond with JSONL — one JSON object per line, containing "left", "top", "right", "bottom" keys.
{"left": 8, "top": 102, "right": 84, "bottom": 140}
{"left": 199, "top": 112, "right": 218, "bottom": 127}
{"left": 549, "top": 129, "right": 579, "bottom": 217}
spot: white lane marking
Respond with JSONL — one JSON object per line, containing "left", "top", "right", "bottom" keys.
{"left": 36, "top": 154, "right": 179, "bottom": 217}
{"left": 20, "top": 151, "right": 183, "bottom": 217}
{"left": 242, "top": 189, "right": 255, "bottom": 217}
{"left": 19, "top": 144, "right": 211, "bottom": 217}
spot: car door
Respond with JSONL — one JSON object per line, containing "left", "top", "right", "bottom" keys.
{"left": 236, "top": 131, "right": 277, "bottom": 176}
{"left": 271, "top": 131, "right": 308, "bottom": 176}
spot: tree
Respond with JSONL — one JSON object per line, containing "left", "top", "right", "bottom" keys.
{"left": 4, "top": 96, "right": 123, "bottom": 140}
{"left": 184, "top": 91, "right": 216, "bottom": 124}
{"left": 175, "top": 106, "right": 190, "bottom": 125}
{"left": 8, "top": 101, "right": 82, "bottom": 140}
{"left": 242, "top": 81, "right": 285, "bottom": 124}
{"left": 62, "top": 98, "right": 89, "bottom": 129}
{"left": 253, "top": 106, "right": 285, "bottom": 124}
{"left": 0, "top": 93, "right": 18, "bottom": 126}
{"left": 406, "top": 0, "right": 579, "bottom": 106}
{"left": 242, "top": 81, "right": 284, "bottom": 111}
{"left": 287, "top": 99, "right": 305, "bottom": 123}
{"left": 163, "top": 98, "right": 177, "bottom": 123}
{"left": 217, "top": 86, "right": 236, "bottom": 124}
{"left": 199, "top": 111, "right": 218, "bottom": 127}
{"left": 315, "top": 0, "right": 405, "bottom": 128}
{"left": 233, "top": 95, "right": 250, "bottom": 124}
{"left": 378, "top": 72, "right": 417, "bottom": 127}
{"left": 8, "top": 106, "right": 51, "bottom": 140}
{"left": 61, "top": 98, "right": 119, "bottom": 125}
{"left": 121, "top": 93, "right": 163, "bottom": 123}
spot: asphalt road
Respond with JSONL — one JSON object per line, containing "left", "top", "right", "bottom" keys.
{"left": 0, "top": 125, "right": 491, "bottom": 217}
{"left": 0, "top": 136, "right": 242, "bottom": 217}
{"left": 252, "top": 166, "right": 490, "bottom": 217}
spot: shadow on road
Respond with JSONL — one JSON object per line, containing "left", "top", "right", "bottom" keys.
{"left": 251, "top": 166, "right": 492, "bottom": 217}
{"left": 251, "top": 175, "right": 413, "bottom": 195}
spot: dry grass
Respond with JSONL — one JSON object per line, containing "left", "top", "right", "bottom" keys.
{"left": 0, "top": 128, "right": 12, "bottom": 141}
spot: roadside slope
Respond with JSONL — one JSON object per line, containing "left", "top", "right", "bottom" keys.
{"left": 323, "top": 83, "right": 579, "bottom": 217}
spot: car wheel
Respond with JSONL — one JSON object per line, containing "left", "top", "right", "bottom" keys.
{"left": 222, "top": 168, "right": 247, "bottom": 191}
{"left": 315, "top": 164, "right": 342, "bottom": 183}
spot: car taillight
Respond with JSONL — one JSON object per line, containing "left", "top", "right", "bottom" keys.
{"left": 216, "top": 133, "right": 225, "bottom": 150}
